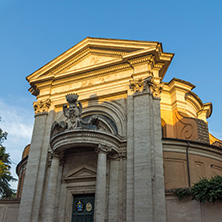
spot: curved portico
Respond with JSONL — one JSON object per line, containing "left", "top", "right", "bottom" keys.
{"left": 46, "top": 94, "right": 123, "bottom": 222}
{"left": 50, "top": 128, "right": 121, "bottom": 154}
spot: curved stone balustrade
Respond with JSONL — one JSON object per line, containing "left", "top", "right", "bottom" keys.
{"left": 50, "top": 128, "right": 121, "bottom": 154}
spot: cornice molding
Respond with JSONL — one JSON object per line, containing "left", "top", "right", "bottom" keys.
{"left": 128, "top": 55, "right": 153, "bottom": 65}
{"left": 27, "top": 38, "right": 174, "bottom": 89}
{"left": 53, "top": 48, "right": 91, "bottom": 75}
{"left": 153, "top": 62, "right": 165, "bottom": 71}
{"left": 162, "top": 138, "right": 222, "bottom": 162}
{"left": 50, "top": 129, "right": 122, "bottom": 154}
{"left": 48, "top": 47, "right": 126, "bottom": 76}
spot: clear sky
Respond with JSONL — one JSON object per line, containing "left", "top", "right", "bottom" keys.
{"left": 0, "top": 0, "right": 222, "bottom": 189}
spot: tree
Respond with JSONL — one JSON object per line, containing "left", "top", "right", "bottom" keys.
{"left": 0, "top": 118, "right": 16, "bottom": 198}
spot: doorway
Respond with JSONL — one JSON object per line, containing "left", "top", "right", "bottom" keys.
{"left": 72, "top": 194, "right": 95, "bottom": 222}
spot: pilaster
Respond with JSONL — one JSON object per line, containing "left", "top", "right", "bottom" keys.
{"left": 31, "top": 109, "right": 55, "bottom": 222}
{"left": 126, "top": 75, "right": 166, "bottom": 222}
{"left": 126, "top": 89, "right": 134, "bottom": 222}
{"left": 18, "top": 99, "right": 51, "bottom": 222}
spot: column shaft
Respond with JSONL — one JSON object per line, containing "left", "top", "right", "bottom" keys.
{"left": 17, "top": 113, "right": 48, "bottom": 222}
{"left": 108, "top": 159, "right": 119, "bottom": 222}
{"left": 45, "top": 154, "right": 60, "bottom": 222}
{"left": 95, "top": 151, "right": 107, "bottom": 222}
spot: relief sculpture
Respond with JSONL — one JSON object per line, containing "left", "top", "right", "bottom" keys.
{"left": 50, "top": 93, "right": 99, "bottom": 138}
{"left": 63, "top": 93, "right": 83, "bottom": 129}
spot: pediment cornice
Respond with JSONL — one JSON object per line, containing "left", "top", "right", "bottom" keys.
{"left": 27, "top": 37, "right": 174, "bottom": 95}
{"left": 27, "top": 37, "right": 173, "bottom": 82}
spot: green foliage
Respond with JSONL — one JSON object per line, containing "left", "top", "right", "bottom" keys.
{"left": 0, "top": 118, "right": 16, "bottom": 198}
{"left": 174, "top": 176, "right": 222, "bottom": 204}
{"left": 192, "top": 176, "right": 222, "bottom": 203}
{"left": 174, "top": 187, "right": 192, "bottom": 200}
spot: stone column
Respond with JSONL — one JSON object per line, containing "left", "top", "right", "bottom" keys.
{"left": 126, "top": 75, "right": 166, "bottom": 222}
{"left": 45, "top": 153, "right": 60, "bottom": 222}
{"left": 108, "top": 154, "right": 119, "bottom": 222}
{"left": 118, "top": 152, "right": 127, "bottom": 222}
{"left": 18, "top": 99, "right": 51, "bottom": 222}
{"left": 126, "top": 89, "right": 134, "bottom": 222}
{"left": 32, "top": 110, "right": 55, "bottom": 222}
{"left": 94, "top": 144, "right": 111, "bottom": 222}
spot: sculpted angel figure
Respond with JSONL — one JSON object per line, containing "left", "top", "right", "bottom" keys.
{"left": 63, "top": 93, "right": 83, "bottom": 129}
{"left": 50, "top": 93, "right": 100, "bottom": 138}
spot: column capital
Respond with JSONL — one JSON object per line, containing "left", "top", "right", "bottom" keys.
{"left": 129, "top": 74, "right": 163, "bottom": 98}
{"left": 33, "top": 98, "right": 51, "bottom": 115}
{"left": 147, "top": 76, "right": 164, "bottom": 99}
{"left": 47, "top": 150, "right": 63, "bottom": 166}
{"left": 95, "top": 144, "right": 112, "bottom": 154}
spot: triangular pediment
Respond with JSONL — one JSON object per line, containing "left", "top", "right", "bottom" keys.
{"left": 65, "top": 54, "right": 119, "bottom": 72}
{"left": 27, "top": 37, "right": 174, "bottom": 96}
{"left": 63, "top": 165, "right": 97, "bottom": 182}
{"left": 27, "top": 37, "right": 167, "bottom": 83}
{"left": 62, "top": 50, "right": 123, "bottom": 73}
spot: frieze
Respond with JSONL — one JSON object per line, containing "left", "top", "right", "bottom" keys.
{"left": 33, "top": 99, "right": 51, "bottom": 114}
{"left": 52, "top": 63, "right": 131, "bottom": 85}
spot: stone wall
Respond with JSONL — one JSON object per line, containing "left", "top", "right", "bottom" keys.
{"left": 163, "top": 138, "right": 222, "bottom": 189}
{"left": 0, "top": 200, "right": 20, "bottom": 222}
{"left": 2, "top": 196, "right": 222, "bottom": 222}
{"left": 166, "top": 194, "right": 222, "bottom": 222}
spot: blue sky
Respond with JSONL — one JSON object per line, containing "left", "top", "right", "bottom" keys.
{"left": 0, "top": 0, "right": 222, "bottom": 189}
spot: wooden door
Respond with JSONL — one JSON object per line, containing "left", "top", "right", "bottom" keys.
{"left": 72, "top": 194, "right": 94, "bottom": 222}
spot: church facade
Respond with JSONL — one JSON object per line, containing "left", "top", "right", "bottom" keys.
{"left": 1, "top": 37, "right": 222, "bottom": 222}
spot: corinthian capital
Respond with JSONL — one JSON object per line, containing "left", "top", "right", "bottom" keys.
{"left": 147, "top": 76, "right": 164, "bottom": 98}
{"left": 129, "top": 78, "right": 144, "bottom": 93}
{"left": 129, "top": 75, "right": 163, "bottom": 98}
{"left": 96, "top": 144, "right": 112, "bottom": 154}
{"left": 33, "top": 99, "right": 51, "bottom": 114}
{"left": 143, "top": 75, "right": 163, "bottom": 98}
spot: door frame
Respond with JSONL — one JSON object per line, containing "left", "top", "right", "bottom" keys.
{"left": 64, "top": 185, "right": 96, "bottom": 222}
{"left": 72, "top": 193, "right": 95, "bottom": 222}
